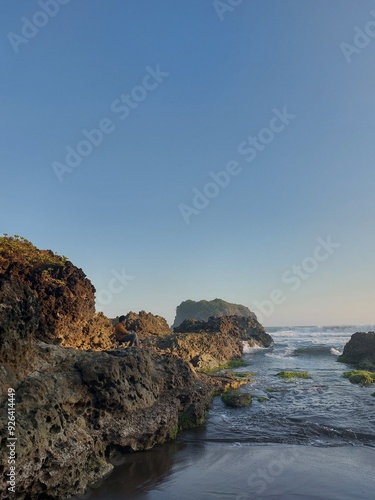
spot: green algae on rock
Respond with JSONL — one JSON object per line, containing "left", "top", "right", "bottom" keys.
{"left": 221, "top": 389, "right": 252, "bottom": 407}
{"left": 343, "top": 370, "right": 375, "bottom": 385}
{"left": 276, "top": 371, "right": 311, "bottom": 379}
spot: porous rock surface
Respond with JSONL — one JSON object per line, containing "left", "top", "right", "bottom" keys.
{"left": 0, "top": 239, "right": 211, "bottom": 499}
{"left": 0, "top": 238, "right": 272, "bottom": 498}
{"left": 122, "top": 310, "right": 171, "bottom": 339}
{"left": 0, "top": 277, "right": 211, "bottom": 499}
{"left": 149, "top": 315, "right": 273, "bottom": 370}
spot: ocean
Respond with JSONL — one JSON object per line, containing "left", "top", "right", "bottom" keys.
{"left": 73, "top": 325, "right": 375, "bottom": 499}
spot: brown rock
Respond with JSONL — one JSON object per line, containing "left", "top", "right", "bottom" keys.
{"left": 119, "top": 310, "right": 171, "bottom": 340}
{"left": 0, "top": 237, "right": 213, "bottom": 499}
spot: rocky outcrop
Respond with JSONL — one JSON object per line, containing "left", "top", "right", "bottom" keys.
{"left": 122, "top": 310, "right": 171, "bottom": 340}
{"left": 0, "top": 237, "right": 213, "bottom": 499}
{"left": 0, "top": 281, "right": 211, "bottom": 498}
{"left": 149, "top": 330, "right": 243, "bottom": 370}
{"left": 338, "top": 332, "right": 375, "bottom": 370}
{"left": 173, "top": 298, "right": 256, "bottom": 328}
{"left": 149, "top": 315, "right": 273, "bottom": 371}
{"left": 174, "top": 315, "right": 273, "bottom": 347}
{"left": 0, "top": 343, "right": 211, "bottom": 499}
{"left": 0, "top": 236, "right": 96, "bottom": 346}
{"left": 0, "top": 237, "right": 271, "bottom": 498}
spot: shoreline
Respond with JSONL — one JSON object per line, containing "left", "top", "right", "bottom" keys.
{"left": 77, "top": 442, "right": 375, "bottom": 499}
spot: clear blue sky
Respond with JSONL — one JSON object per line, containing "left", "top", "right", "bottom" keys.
{"left": 1, "top": 0, "right": 375, "bottom": 326}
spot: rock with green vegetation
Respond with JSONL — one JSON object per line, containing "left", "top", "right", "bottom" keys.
{"left": 232, "top": 372, "right": 254, "bottom": 379}
{"left": 276, "top": 371, "right": 311, "bottom": 379}
{"left": 0, "top": 234, "right": 99, "bottom": 347}
{"left": 338, "top": 332, "right": 375, "bottom": 370}
{"left": 257, "top": 397, "right": 269, "bottom": 402}
{"left": 173, "top": 298, "right": 256, "bottom": 328}
{"left": 343, "top": 370, "right": 375, "bottom": 385}
{"left": 371, "top": 392, "right": 375, "bottom": 397}
{"left": 225, "top": 359, "right": 249, "bottom": 369}
{"left": 266, "top": 387, "right": 275, "bottom": 392}
{"left": 201, "top": 359, "right": 249, "bottom": 374}
{"left": 222, "top": 389, "right": 252, "bottom": 408}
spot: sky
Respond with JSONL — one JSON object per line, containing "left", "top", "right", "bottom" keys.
{"left": 1, "top": 0, "right": 375, "bottom": 327}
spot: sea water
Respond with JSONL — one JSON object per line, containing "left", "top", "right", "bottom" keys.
{"left": 198, "top": 325, "right": 375, "bottom": 448}
{"left": 74, "top": 325, "right": 375, "bottom": 499}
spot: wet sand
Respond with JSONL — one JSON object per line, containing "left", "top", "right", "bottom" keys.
{"left": 76, "top": 443, "right": 375, "bottom": 499}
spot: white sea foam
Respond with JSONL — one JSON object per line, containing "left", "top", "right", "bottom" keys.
{"left": 330, "top": 347, "right": 342, "bottom": 356}
{"left": 267, "top": 325, "right": 375, "bottom": 336}
{"left": 242, "top": 341, "right": 264, "bottom": 353}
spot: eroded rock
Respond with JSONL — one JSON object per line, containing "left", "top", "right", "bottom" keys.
{"left": 338, "top": 332, "right": 375, "bottom": 370}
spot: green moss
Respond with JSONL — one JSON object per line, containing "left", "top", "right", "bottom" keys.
{"left": 371, "top": 392, "right": 375, "bottom": 397}
{"left": 178, "top": 411, "right": 206, "bottom": 431}
{"left": 257, "top": 397, "right": 269, "bottom": 402}
{"left": 169, "top": 423, "right": 179, "bottom": 440}
{"left": 343, "top": 370, "right": 375, "bottom": 385}
{"left": 226, "top": 359, "right": 248, "bottom": 369}
{"left": 276, "top": 371, "right": 311, "bottom": 379}
{"left": 265, "top": 387, "right": 275, "bottom": 392}
{"left": 232, "top": 372, "right": 254, "bottom": 379}
{"left": 222, "top": 390, "right": 252, "bottom": 408}
{"left": 200, "top": 359, "right": 248, "bottom": 374}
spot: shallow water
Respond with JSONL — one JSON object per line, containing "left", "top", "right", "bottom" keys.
{"left": 73, "top": 325, "right": 375, "bottom": 499}
{"left": 201, "top": 326, "right": 375, "bottom": 448}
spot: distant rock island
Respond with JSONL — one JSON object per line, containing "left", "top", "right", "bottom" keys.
{"left": 173, "top": 298, "right": 256, "bottom": 328}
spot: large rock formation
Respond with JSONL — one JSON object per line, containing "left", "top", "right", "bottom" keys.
{"left": 338, "top": 332, "right": 375, "bottom": 370}
{"left": 174, "top": 315, "right": 273, "bottom": 347}
{"left": 149, "top": 315, "right": 273, "bottom": 371}
{"left": 0, "top": 237, "right": 272, "bottom": 498}
{"left": 119, "top": 310, "right": 171, "bottom": 340}
{"left": 0, "top": 237, "right": 212, "bottom": 499}
{"left": 173, "top": 298, "right": 256, "bottom": 328}
{"left": 0, "top": 341, "right": 211, "bottom": 498}
{"left": 0, "top": 236, "right": 96, "bottom": 346}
